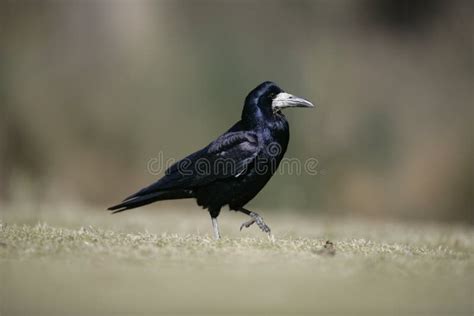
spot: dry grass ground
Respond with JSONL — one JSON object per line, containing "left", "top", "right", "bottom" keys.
{"left": 1, "top": 203, "right": 473, "bottom": 315}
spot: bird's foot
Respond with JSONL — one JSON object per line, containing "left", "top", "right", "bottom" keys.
{"left": 240, "top": 211, "right": 271, "bottom": 234}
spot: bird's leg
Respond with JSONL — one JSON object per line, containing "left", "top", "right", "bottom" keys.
{"left": 238, "top": 208, "right": 271, "bottom": 234}
{"left": 211, "top": 217, "right": 221, "bottom": 240}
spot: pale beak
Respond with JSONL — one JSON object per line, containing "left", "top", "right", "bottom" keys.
{"left": 272, "top": 92, "right": 315, "bottom": 111}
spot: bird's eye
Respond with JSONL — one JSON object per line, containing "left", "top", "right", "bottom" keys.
{"left": 268, "top": 93, "right": 275, "bottom": 98}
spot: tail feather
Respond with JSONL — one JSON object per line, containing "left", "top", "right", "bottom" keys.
{"left": 108, "top": 190, "right": 193, "bottom": 214}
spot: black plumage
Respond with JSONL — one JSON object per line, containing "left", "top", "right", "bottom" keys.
{"left": 108, "top": 81, "right": 314, "bottom": 238}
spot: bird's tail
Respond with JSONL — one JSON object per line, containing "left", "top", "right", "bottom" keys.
{"left": 107, "top": 190, "right": 193, "bottom": 214}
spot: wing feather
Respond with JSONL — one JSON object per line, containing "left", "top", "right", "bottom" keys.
{"left": 124, "top": 131, "right": 260, "bottom": 200}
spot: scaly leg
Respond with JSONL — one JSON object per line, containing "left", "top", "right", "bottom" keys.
{"left": 211, "top": 217, "right": 221, "bottom": 240}
{"left": 238, "top": 208, "right": 271, "bottom": 234}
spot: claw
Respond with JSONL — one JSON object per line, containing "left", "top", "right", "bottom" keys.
{"left": 240, "top": 218, "right": 256, "bottom": 231}
{"left": 240, "top": 212, "right": 271, "bottom": 234}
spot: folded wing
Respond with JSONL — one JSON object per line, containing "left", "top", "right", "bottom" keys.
{"left": 122, "top": 131, "right": 261, "bottom": 201}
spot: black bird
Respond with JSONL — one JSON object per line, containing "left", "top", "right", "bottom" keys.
{"left": 108, "top": 81, "right": 314, "bottom": 239}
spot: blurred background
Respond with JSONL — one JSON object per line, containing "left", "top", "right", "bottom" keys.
{"left": 1, "top": 0, "right": 472, "bottom": 223}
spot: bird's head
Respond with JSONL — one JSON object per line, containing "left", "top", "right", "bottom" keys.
{"left": 242, "top": 81, "right": 314, "bottom": 124}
